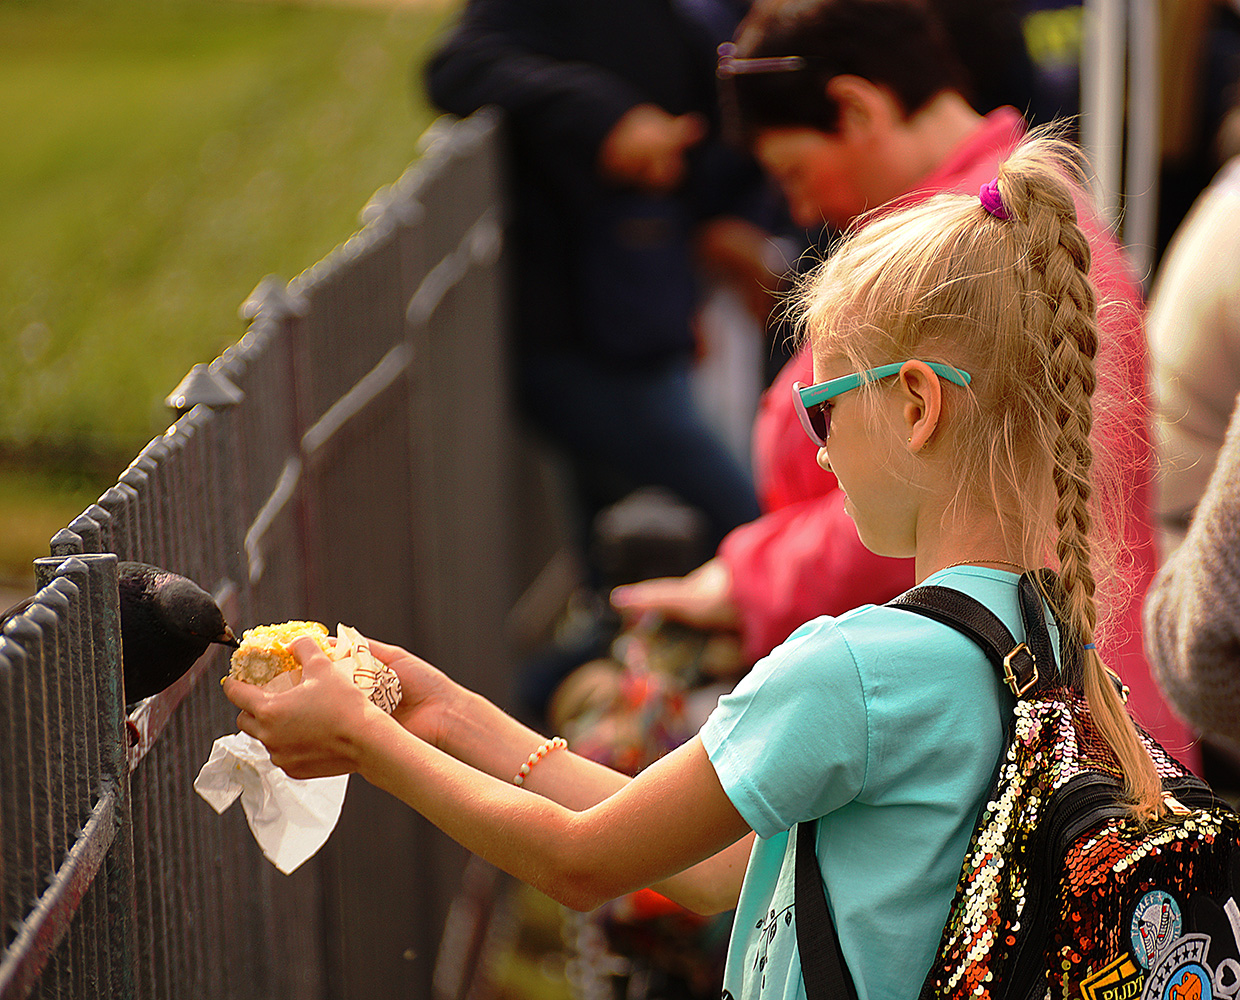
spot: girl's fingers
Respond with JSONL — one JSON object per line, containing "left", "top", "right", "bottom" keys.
{"left": 290, "top": 635, "right": 333, "bottom": 669}
{"left": 222, "top": 676, "right": 267, "bottom": 714}
{"left": 235, "top": 710, "right": 259, "bottom": 739}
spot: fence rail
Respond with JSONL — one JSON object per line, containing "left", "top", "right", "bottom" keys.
{"left": 0, "top": 109, "right": 563, "bottom": 1000}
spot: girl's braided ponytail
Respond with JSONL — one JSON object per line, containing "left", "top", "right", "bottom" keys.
{"left": 995, "top": 140, "right": 1163, "bottom": 820}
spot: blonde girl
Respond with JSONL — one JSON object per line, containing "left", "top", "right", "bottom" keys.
{"left": 224, "top": 133, "right": 1163, "bottom": 999}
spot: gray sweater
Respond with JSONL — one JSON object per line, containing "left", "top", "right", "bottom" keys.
{"left": 1144, "top": 390, "right": 1240, "bottom": 748}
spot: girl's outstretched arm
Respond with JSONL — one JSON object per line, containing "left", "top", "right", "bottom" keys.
{"left": 223, "top": 637, "right": 753, "bottom": 914}
{"left": 366, "top": 636, "right": 756, "bottom": 913}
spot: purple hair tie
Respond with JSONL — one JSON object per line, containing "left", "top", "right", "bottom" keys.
{"left": 979, "top": 178, "right": 1010, "bottom": 220}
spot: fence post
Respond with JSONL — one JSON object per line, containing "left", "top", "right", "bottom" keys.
{"left": 70, "top": 552, "right": 137, "bottom": 1000}
{"left": 47, "top": 563, "right": 109, "bottom": 994}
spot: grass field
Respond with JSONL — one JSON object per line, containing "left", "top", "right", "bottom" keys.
{"left": 1, "top": 0, "right": 453, "bottom": 457}
{"left": 0, "top": 0, "right": 455, "bottom": 582}
{"left": 0, "top": 467, "right": 108, "bottom": 586}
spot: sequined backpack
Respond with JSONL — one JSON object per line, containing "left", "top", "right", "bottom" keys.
{"left": 794, "top": 570, "right": 1240, "bottom": 1000}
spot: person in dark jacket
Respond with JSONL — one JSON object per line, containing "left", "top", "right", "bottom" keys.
{"left": 425, "top": 0, "right": 771, "bottom": 569}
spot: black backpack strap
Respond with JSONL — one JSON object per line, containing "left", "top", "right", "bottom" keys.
{"left": 794, "top": 820, "right": 858, "bottom": 1000}
{"left": 888, "top": 572, "right": 1055, "bottom": 697}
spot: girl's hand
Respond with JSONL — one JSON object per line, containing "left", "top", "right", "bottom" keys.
{"left": 223, "top": 636, "right": 382, "bottom": 779}
{"left": 363, "top": 638, "right": 463, "bottom": 751}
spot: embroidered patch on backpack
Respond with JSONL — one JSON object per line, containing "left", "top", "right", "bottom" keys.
{"left": 1132, "top": 891, "right": 1184, "bottom": 969}
{"left": 1141, "top": 934, "right": 1212, "bottom": 1000}
{"left": 1079, "top": 952, "right": 1144, "bottom": 1000}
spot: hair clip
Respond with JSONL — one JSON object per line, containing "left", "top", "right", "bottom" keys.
{"left": 979, "top": 178, "right": 1010, "bottom": 220}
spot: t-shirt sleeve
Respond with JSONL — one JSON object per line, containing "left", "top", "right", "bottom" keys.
{"left": 700, "top": 616, "right": 869, "bottom": 839}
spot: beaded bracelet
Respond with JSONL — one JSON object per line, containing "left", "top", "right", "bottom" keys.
{"left": 513, "top": 736, "right": 568, "bottom": 786}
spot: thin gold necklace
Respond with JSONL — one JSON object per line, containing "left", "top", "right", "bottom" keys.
{"left": 938, "top": 558, "right": 1027, "bottom": 573}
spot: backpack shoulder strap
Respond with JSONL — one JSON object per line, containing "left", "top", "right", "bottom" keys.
{"left": 795, "top": 820, "right": 859, "bottom": 1000}
{"left": 888, "top": 576, "right": 1052, "bottom": 698}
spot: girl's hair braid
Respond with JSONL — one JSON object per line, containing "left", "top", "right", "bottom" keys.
{"left": 989, "top": 141, "right": 1162, "bottom": 819}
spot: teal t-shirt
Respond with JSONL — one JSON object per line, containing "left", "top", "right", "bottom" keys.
{"left": 701, "top": 567, "right": 1055, "bottom": 1000}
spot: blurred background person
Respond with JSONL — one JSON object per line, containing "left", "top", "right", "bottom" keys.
{"left": 1145, "top": 86, "right": 1240, "bottom": 784}
{"left": 1148, "top": 92, "right": 1240, "bottom": 559}
{"left": 425, "top": 0, "right": 780, "bottom": 597}
{"left": 1145, "top": 390, "right": 1240, "bottom": 752}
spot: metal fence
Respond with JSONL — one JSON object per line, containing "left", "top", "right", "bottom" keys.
{"left": 0, "top": 109, "right": 567, "bottom": 1000}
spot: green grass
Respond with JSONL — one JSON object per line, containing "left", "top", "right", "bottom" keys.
{"left": 0, "top": 467, "right": 111, "bottom": 585}
{"left": 0, "top": 0, "right": 455, "bottom": 457}
{"left": 0, "top": 0, "right": 456, "bottom": 579}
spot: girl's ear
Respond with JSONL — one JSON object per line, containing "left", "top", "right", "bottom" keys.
{"left": 896, "top": 361, "right": 942, "bottom": 451}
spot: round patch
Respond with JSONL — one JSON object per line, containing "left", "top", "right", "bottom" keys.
{"left": 1160, "top": 962, "right": 1212, "bottom": 1000}
{"left": 1131, "top": 890, "right": 1184, "bottom": 968}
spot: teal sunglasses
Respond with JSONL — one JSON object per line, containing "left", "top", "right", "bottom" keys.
{"left": 792, "top": 361, "right": 972, "bottom": 446}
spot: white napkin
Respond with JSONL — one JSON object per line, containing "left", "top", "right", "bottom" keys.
{"left": 194, "top": 623, "right": 400, "bottom": 874}
{"left": 194, "top": 732, "right": 348, "bottom": 874}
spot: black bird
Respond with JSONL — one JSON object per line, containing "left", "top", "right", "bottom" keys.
{"left": 116, "top": 562, "right": 239, "bottom": 703}
{"left": 2, "top": 561, "right": 239, "bottom": 704}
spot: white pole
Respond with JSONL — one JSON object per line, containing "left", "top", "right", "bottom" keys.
{"left": 1081, "top": 0, "right": 1127, "bottom": 230}
{"left": 1126, "top": 0, "right": 1161, "bottom": 289}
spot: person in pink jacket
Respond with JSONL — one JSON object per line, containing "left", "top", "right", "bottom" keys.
{"left": 612, "top": 0, "right": 1199, "bottom": 768}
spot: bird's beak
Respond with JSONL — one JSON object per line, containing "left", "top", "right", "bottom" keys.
{"left": 218, "top": 624, "right": 240, "bottom": 649}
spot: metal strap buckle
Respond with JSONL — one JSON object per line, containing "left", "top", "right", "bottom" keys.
{"left": 1162, "top": 793, "right": 1191, "bottom": 816}
{"left": 1105, "top": 666, "right": 1130, "bottom": 704}
{"left": 1002, "top": 642, "right": 1038, "bottom": 697}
